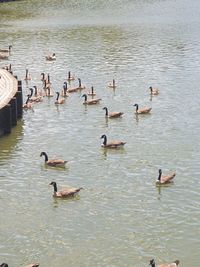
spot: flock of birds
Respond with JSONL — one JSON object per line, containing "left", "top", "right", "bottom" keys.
{"left": 1, "top": 49, "right": 178, "bottom": 267}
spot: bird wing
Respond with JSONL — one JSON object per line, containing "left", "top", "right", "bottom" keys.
{"left": 161, "top": 173, "right": 176, "bottom": 183}
{"left": 109, "top": 112, "right": 123, "bottom": 118}
{"left": 48, "top": 159, "right": 67, "bottom": 166}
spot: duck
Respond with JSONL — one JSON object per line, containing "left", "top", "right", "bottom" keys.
{"left": 149, "top": 86, "right": 159, "bottom": 95}
{"left": 24, "top": 69, "right": 31, "bottom": 81}
{"left": 100, "top": 134, "right": 126, "bottom": 149}
{"left": 87, "top": 86, "right": 96, "bottom": 96}
{"left": 45, "top": 53, "right": 56, "bottom": 61}
{"left": 149, "top": 259, "right": 180, "bottom": 267}
{"left": 22, "top": 95, "right": 33, "bottom": 110}
{"left": 55, "top": 92, "right": 65, "bottom": 104}
{"left": 156, "top": 169, "right": 176, "bottom": 185}
{"left": 67, "top": 71, "right": 75, "bottom": 81}
{"left": 49, "top": 181, "right": 83, "bottom": 198}
{"left": 108, "top": 79, "right": 117, "bottom": 88}
{"left": 61, "top": 83, "right": 69, "bottom": 97}
{"left": 0, "top": 45, "right": 12, "bottom": 53}
{"left": 40, "top": 152, "right": 67, "bottom": 167}
{"left": 103, "top": 107, "right": 124, "bottom": 118}
{"left": 82, "top": 94, "right": 101, "bottom": 105}
{"left": 133, "top": 103, "right": 152, "bottom": 114}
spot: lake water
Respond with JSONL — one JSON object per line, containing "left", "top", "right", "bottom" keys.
{"left": 0, "top": 1, "right": 199, "bottom": 266}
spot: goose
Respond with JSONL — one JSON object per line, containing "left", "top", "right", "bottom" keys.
{"left": 0, "top": 45, "right": 12, "bottom": 53}
{"left": 67, "top": 71, "right": 75, "bottom": 81}
{"left": 87, "top": 86, "right": 96, "bottom": 96}
{"left": 55, "top": 92, "right": 65, "bottom": 104}
{"left": 100, "top": 134, "right": 126, "bottom": 149}
{"left": 29, "top": 88, "right": 43, "bottom": 102}
{"left": 149, "top": 86, "right": 159, "bottom": 95}
{"left": 133, "top": 103, "right": 152, "bottom": 114}
{"left": 0, "top": 263, "right": 8, "bottom": 267}
{"left": 156, "top": 169, "right": 176, "bottom": 185}
{"left": 40, "top": 152, "right": 67, "bottom": 167}
{"left": 49, "top": 182, "right": 83, "bottom": 198}
{"left": 33, "top": 85, "right": 44, "bottom": 97}
{"left": 103, "top": 107, "right": 123, "bottom": 118}
{"left": 108, "top": 79, "right": 116, "bottom": 88}
{"left": 61, "top": 83, "right": 69, "bottom": 97}
{"left": 45, "top": 86, "right": 54, "bottom": 97}
{"left": 45, "top": 53, "right": 56, "bottom": 61}
{"left": 23, "top": 95, "right": 33, "bottom": 110}
{"left": 77, "top": 78, "right": 86, "bottom": 90}
{"left": 2, "top": 63, "right": 12, "bottom": 72}
{"left": 82, "top": 94, "right": 101, "bottom": 105}
{"left": 24, "top": 69, "right": 31, "bottom": 81}
{"left": 149, "top": 259, "right": 180, "bottom": 267}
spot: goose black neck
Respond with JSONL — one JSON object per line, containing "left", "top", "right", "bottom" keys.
{"left": 53, "top": 183, "right": 57, "bottom": 192}
{"left": 25, "top": 69, "right": 28, "bottom": 78}
{"left": 78, "top": 78, "right": 81, "bottom": 87}
{"left": 26, "top": 95, "right": 30, "bottom": 104}
{"left": 150, "top": 261, "right": 155, "bottom": 267}
{"left": 104, "top": 107, "right": 108, "bottom": 116}
{"left": 113, "top": 79, "right": 115, "bottom": 86}
{"left": 42, "top": 152, "right": 48, "bottom": 162}
{"left": 34, "top": 86, "right": 37, "bottom": 95}
{"left": 103, "top": 135, "right": 107, "bottom": 145}
{"left": 68, "top": 71, "right": 71, "bottom": 79}
{"left": 158, "top": 170, "right": 162, "bottom": 181}
{"left": 83, "top": 94, "right": 87, "bottom": 101}
{"left": 135, "top": 104, "right": 138, "bottom": 111}
{"left": 30, "top": 88, "right": 33, "bottom": 97}
{"left": 47, "top": 74, "right": 50, "bottom": 83}
{"left": 91, "top": 86, "right": 94, "bottom": 93}
{"left": 56, "top": 92, "right": 59, "bottom": 100}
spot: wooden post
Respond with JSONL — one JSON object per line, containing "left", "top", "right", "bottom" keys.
{"left": 15, "top": 91, "right": 23, "bottom": 119}
{"left": 10, "top": 97, "right": 17, "bottom": 126}
{"left": 0, "top": 104, "right": 12, "bottom": 134}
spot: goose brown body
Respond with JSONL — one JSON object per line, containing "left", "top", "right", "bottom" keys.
{"left": 0, "top": 45, "right": 12, "bottom": 53}
{"left": 23, "top": 95, "right": 33, "bottom": 110}
{"left": 49, "top": 182, "right": 83, "bottom": 198}
{"left": 101, "top": 134, "right": 126, "bottom": 149}
{"left": 134, "top": 103, "right": 152, "bottom": 114}
{"left": 25, "top": 264, "right": 40, "bottom": 267}
{"left": 149, "top": 259, "right": 180, "bottom": 267}
{"left": 40, "top": 152, "right": 67, "bottom": 167}
{"left": 156, "top": 169, "right": 176, "bottom": 185}
{"left": 82, "top": 94, "right": 101, "bottom": 105}
{"left": 103, "top": 107, "right": 123, "bottom": 118}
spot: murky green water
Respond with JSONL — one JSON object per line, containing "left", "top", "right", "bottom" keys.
{"left": 0, "top": 1, "right": 200, "bottom": 266}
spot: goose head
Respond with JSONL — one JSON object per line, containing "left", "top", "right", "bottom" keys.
{"left": 49, "top": 181, "right": 57, "bottom": 192}
{"left": 0, "top": 264, "right": 9, "bottom": 267}
{"left": 82, "top": 94, "right": 87, "bottom": 101}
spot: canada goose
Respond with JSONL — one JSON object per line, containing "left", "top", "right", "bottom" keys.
{"left": 149, "top": 86, "right": 159, "bottom": 95}
{"left": 77, "top": 78, "right": 86, "bottom": 90}
{"left": 24, "top": 69, "right": 31, "bottom": 81}
{"left": 82, "top": 94, "right": 101, "bottom": 105}
{"left": 0, "top": 263, "right": 8, "bottom": 267}
{"left": 67, "top": 71, "right": 75, "bottom": 81}
{"left": 29, "top": 88, "right": 43, "bottom": 102}
{"left": 33, "top": 85, "right": 44, "bottom": 97}
{"left": 103, "top": 107, "right": 123, "bottom": 118}
{"left": 100, "top": 134, "right": 126, "bottom": 149}
{"left": 45, "top": 86, "right": 54, "bottom": 97}
{"left": 23, "top": 95, "right": 33, "bottom": 110}
{"left": 156, "top": 169, "right": 176, "bottom": 185}
{"left": 25, "top": 264, "right": 39, "bottom": 267}
{"left": 149, "top": 259, "right": 180, "bottom": 267}
{"left": 108, "top": 79, "right": 116, "bottom": 88}
{"left": 45, "top": 53, "right": 56, "bottom": 61}
{"left": 2, "top": 63, "right": 12, "bottom": 72}
{"left": 49, "top": 181, "right": 83, "bottom": 198}
{"left": 87, "top": 86, "right": 96, "bottom": 96}
{"left": 40, "top": 152, "right": 67, "bottom": 167}
{"left": 61, "top": 83, "right": 69, "bottom": 97}
{"left": 133, "top": 103, "right": 152, "bottom": 114}
{"left": 55, "top": 92, "right": 65, "bottom": 104}
{"left": 0, "top": 45, "right": 12, "bottom": 53}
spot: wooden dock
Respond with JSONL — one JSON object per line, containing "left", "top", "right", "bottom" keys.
{"left": 0, "top": 68, "right": 23, "bottom": 136}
